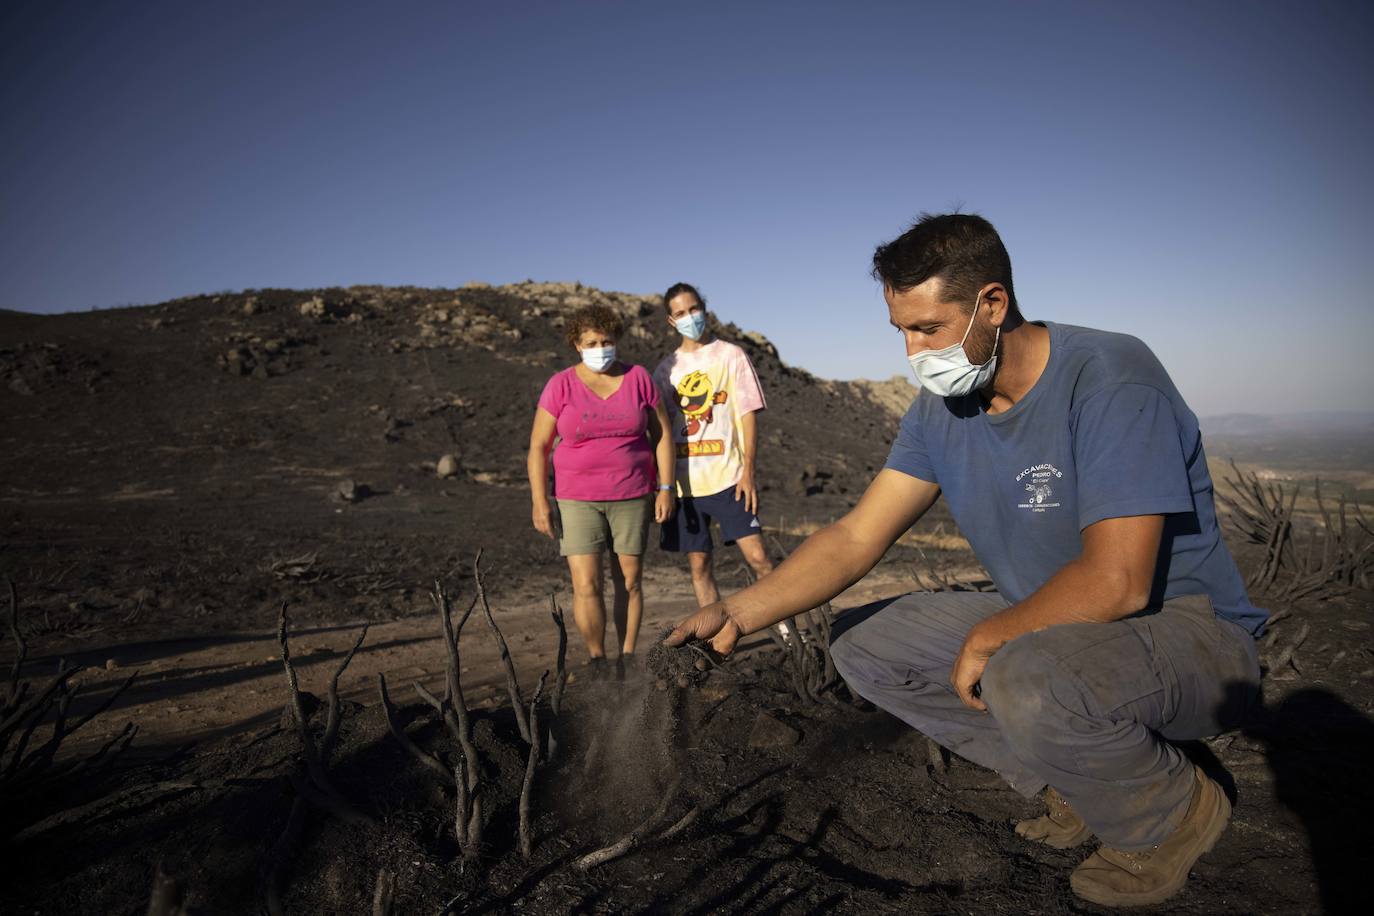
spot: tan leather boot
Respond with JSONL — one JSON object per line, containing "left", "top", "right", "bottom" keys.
{"left": 1015, "top": 787, "right": 1093, "bottom": 849}
{"left": 1070, "top": 766, "right": 1230, "bottom": 907}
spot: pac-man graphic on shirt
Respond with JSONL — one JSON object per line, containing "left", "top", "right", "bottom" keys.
{"left": 676, "top": 369, "right": 729, "bottom": 437}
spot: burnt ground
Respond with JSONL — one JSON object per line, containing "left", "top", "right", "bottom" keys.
{"left": 2, "top": 285, "right": 1373, "bottom": 914}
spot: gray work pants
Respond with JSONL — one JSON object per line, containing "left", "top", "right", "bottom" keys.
{"left": 829, "top": 591, "right": 1261, "bottom": 849}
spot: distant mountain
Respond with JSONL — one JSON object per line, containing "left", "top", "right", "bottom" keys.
{"left": 1201, "top": 411, "right": 1374, "bottom": 438}
{"left": 1201, "top": 411, "right": 1374, "bottom": 479}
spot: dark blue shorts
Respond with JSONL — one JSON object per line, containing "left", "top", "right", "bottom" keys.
{"left": 660, "top": 485, "right": 763, "bottom": 553}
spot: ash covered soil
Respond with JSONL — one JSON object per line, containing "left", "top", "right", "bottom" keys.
{"left": 1, "top": 284, "right": 1372, "bottom": 914}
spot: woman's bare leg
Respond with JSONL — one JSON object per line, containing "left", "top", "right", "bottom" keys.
{"left": 566, "top": 552, "right": 606, "bottom": 658}
{"left": 609, "top": 553, "right": 643, "bottom": 655}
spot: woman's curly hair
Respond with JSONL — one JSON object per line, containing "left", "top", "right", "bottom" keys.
{"left": 564, "top": 304, "right": 624, "bottom": 349}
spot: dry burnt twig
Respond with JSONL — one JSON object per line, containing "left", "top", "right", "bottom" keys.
{"left": 1219, "top": 463, "right": 1373, "bottom": 601}
{"left": 549, "top": 594, "right": 568, "bottom": 717}
{"left": 1, "top": 577, "right": 139, "bottom": 826}
{"left": 1278, "top": 481, "right": 1374, "bottom": 602}
{"left": 473, "top": 551, "right": 530, "bottom": 742}
{"left": 435, "top": 578, "right": 483, "bottom": 852}
{"left": 762, "top": 536, "right": 844, "bottom": 706}
{"left": 6, "top": 576, "right": 25, "bottom": 705}
{"left": 910, "top": 547, "right": 994, "bottom": 594}
{"left": 378, "top": 579, "right": 484, "bottom": 859}
{"left": 267, "top": 551, "right": 329, "bottom": 583}
{"left": 572, "top": 776, "right": 685, "bottom": 871}
{"left": 1263, "top": 621, "right": 1311, "bottom": 679}
{"left": 1218, "top": 460, "right": 1298, "bottom": 592}
{"left": 264, "top": 604, "right": 372, "bottom": 915}
{"left": 518, "top": 670, "right": 549, "bottom": 860}
{"left": 275, "top": 605, "right": 372, "bottom": 824}
{"left": 379, "top": 573, "right": 565, "bottom": 867}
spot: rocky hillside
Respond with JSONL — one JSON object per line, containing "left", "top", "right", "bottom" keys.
{"left": 0, "top": 282, "right": 932, "bottom": 636}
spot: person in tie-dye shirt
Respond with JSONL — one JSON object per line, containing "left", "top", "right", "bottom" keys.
{"left": 653, "top": 283, "right": 775, "bottom": 609}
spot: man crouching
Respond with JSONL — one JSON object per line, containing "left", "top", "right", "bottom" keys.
{"left": 665, "top": 213, "right": 1265, "bottom": 907}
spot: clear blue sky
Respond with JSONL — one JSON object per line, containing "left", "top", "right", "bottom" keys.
{"left": 3, "top": 0, "right": 1372, "bottom": 416}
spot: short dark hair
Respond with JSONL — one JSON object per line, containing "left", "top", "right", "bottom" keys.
{"left": 565, "top": 304, "right": 624, "bottom": 349}
{"left": 662, "top": 282, "right": 706, "bottom": 315}
{"left": 871, "top": 213, "right": 1018, "bottom": 313}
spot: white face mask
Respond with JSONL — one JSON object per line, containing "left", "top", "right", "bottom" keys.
{"left": 907, "top": 296, "right": 999, "bottom": 397}
{"left": 580, "top": 345, "right": 616, "bottom": 373}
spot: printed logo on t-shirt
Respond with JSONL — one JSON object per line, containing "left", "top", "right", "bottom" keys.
{"left": 675, "top": 370, "right": 729, "bottom": 437}
{"left": 1016, "top": 463, "right": 1064, "bottom": 512}
{"left": 573, "top": 407, "right": 638, "bottom": 442}
{"left": 678, "top": 441, "right": 724, "bottom": 458}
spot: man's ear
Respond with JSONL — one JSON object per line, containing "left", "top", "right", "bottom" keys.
{"left": 982, "top": 283, "right": 1011, "bottom": 328}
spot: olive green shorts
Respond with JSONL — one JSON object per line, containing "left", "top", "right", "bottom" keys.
{"left": 556, "top": 495, "right": 653, "bottom": 557}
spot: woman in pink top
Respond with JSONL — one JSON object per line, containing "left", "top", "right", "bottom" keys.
{"left": 527, "top": 305, "right": 675, "bottom": 679}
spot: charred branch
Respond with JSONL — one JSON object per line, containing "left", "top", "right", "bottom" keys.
{"left": 474, "top": 551, "right": 530, "bottom": 742}
{"left": 550, "top": 594, "right": 568, "bottom": 717}
{"left": 518, "top": 670, "right": 549, "bottom": 860}
{"left": 378, "top": 579, "right": 489, "bottom": 858}
{"left": 5, "top": 576, "right": 24, "bottom": 709}
{"left": 573, "top": 776, "right": 684, "bottom": 871}
{"left": 1264, "top": 622, "right": 1311, "bottom": 678}
{"left": 1219, "top": 463, "right": 1372, "bottom": 601}
{"left": 1, "top": 582, "right": 138, "bottom": 812}
{"left": 759, "top": 536, "right": 845, "bottom": 705}
{"left": 322, "top": 623, "right": 369, "bottom": 762}
{"left": 377, "top": 675, "right": 447, "bottom": 778}
{"left": 275, "top": 603, "right": 373, "bottom": 823}
{"left": 264, "top": 607, "right": 373, "bottom": 913}
{"left": 432, "top": 579, "right": 483, "bottom": 853}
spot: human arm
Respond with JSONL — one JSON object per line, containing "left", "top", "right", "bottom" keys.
{"left": 526, "top": 407, "right": 558, "bottom": 538}
{"left": 647, "top": 397, "right": 677, "bottom": 523}
{"left": 729, "top": 349, "right": 767, "bottom": 516}
{"left": 949, "top": 513, "right": 1164, "bottom": 711}
{"left": 665, "top": 469, "right": 941, "bottom": 653}
{"left": 735, "top": 408, "right": 760, "bottom": 515}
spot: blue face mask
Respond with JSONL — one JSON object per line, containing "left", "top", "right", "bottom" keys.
{"left": 674, "top": 311, "right": 707, "bottom": 341}
{"left": 906, "top": 295, "right": 999, "bottom": 397}
{"left": 580, "top": 345, "right": 616, "bottom": 373}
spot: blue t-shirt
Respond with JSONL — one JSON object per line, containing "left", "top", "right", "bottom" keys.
{"left": 885, "top": 322, "right": 1267, "bottom": 636}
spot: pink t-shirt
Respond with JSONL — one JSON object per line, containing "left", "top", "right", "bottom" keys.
{"left": 537, "top": 364, "right": 661, "bottom": 501}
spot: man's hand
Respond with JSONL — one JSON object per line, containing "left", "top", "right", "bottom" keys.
{"left": 532, "top": 498, "right": 556, "bottom": 539}
{"left": 663, "top": 603, "right": 745, "bottom": 655}
{"left": 734, "top": 468, "right": 759, "bottom": 516}
{"left": 950, "top": 620, "right": 1006, "bottom": 712}
{"left": 654, "top": 488, "right": 676, "bottom": 524}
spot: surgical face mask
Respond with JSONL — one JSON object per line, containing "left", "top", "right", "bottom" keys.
{"left": 906, "top": 297, "right": 1000, "bottom": 397}
{"left": 580, "top": 345, "right": 616, "bottom": 373}
{"left": 674, "top": 310, "right": 707, "bottom": 341}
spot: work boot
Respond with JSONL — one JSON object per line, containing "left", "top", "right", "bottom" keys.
{"left": 1015, "top": 788, "right": 1092, "bottom": 849}
{"left": 1070, "top": 766, "right": 1231, "bottom": 907}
